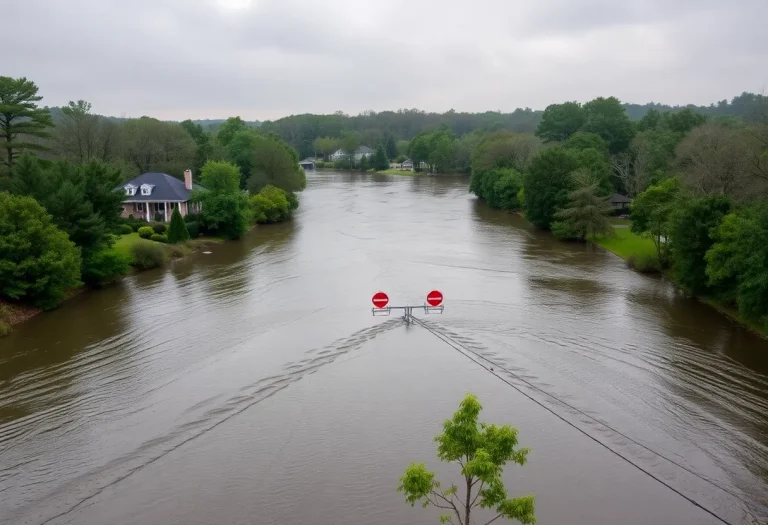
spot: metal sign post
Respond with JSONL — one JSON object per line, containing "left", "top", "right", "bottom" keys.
{"left": 371, "top": 291, "right": 444, "bottom": 324}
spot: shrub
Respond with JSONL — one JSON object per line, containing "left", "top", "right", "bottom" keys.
{"left": 0, "top": 193, "right": 82, "bottom": 310}
{"left": 167, "top": 208, "right": 190, "bottom": 244}
{"left": 154, "top": 213, "right": 164, "bottom": 222}
{"left": 128, "top": 214, "right": 135, "bottom": 220}
{"left": 250, "top": 185, "right": 293, "bottom": 224}
{"left": 627, "top": 253, "right": 661, "bottom": 273}
{"left": 185, "top": 221, "right": 200, "bottom": 239}
{"left": 315, "top": 160, "right": 326, "bottom": 169}
{"left": 131, "top": 240, "right": 169, "bottom": 270}
{"left": 152, "top": 222, "right": 167, "bottom": 234}
{"left": 118, "top": 224, "right": 133, "bottom": 235}
{"left": 138, "top": 226, "right": 154, "bottom": 239}
{"left": 184, "top": 212, "right": 202, "bottom": 223}
{"left": 130, "top": 222, "right": 143, "bottom": 232}
{"left": 150, "top": 234, "right": 168, "bottom": 243}
{"left": 81, "top": 250, "right": 131, "bottom": 286}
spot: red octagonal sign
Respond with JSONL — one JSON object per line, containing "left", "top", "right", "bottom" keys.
{"left": 372, "top": 291, "right": 389, "bottom": 309}
{"left": 427, "top": 290, "right": 443, "bottom": 307}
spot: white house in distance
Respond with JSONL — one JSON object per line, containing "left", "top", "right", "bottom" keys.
{"left": 329, "top": 145, "right": 374, "bottom": 162}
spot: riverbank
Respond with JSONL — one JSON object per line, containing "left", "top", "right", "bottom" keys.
{"left": 590, "top": 222, "right": 767, "bottom": 338}
{"left": 0, "top": 233, "right": 225, "bottom": 333}
{"left": 376, "top": 168, "right": 419, "bottom": 176}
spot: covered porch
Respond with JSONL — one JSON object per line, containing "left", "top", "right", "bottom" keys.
{"left": 122, "top": 200, "right": 202, "bottom": 222}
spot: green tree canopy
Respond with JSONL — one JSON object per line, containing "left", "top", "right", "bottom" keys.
{"left": 564, "top": 131, "right": 609, "bottom": 157}
{"left": 56, "top": 100, "right": 119, "bottom": 164}
{"left": 250, "top": 185, "right": 295, "bottom": 224}
{"left": 195, "top": 160, "right": 250, "bottom": 240}
{"left": 664, "top": 108, "right": 707, "bottom": 134}
{"left": 217, "top": 116, "right": 249, "bottom": 147}
{"left": 630, "top": 177, "right": 681, "bottom": 266}
{"left": 535, "top": 102, "right": 585, "bottom": 142}
{"left": 470, "top": 131, "right": 542, "bottom": 175}
{"left": 551, "top": 178, "right": 615, "bottom": 241}
{"left": 247, "top": 134, "right": 306, "bottom": 193}
{"left": 340, "top": 130, "right": 362, "bottom": 158}
{"left": 200, "top": 160, "right": 241, "bottom": 193}
{"left": 313, "top": 136, "right": 339, "bottom": 159}
{"left": 120, "top": 117, "right": 196, "bottom": 177}
{"left": 0, "top": 76, "right": 54, "bottom": 171}
{"left": 12, "top": 155, "right": 124, "bottom": 260}
{"left": 523, "top": 147, "right": 580, "bottom": 229}
{"left": 581, "top": 97, "right": 635, "bottom": 154}
{"left": 384, "top": 134, "right": 397, "bottom": 159}
{"left": 0, "top": 192, "right": 81, "bottom": 309}
{"left": 670, "top": 195, "right": 730, "bottom": 294}
{"left": 409, "top": 133, "right": 431, "bottom": 171}
{"left": 706, "top": 204, "right": 768, "bottom": 327}
{"left": 181, "top": 119, "right": 213, "bottom": 176}
{"left": 372, "top": 144, "right": 389, "bottom": 171}
{"left": 398, "top": 394, "right": 535, "bottom": 525}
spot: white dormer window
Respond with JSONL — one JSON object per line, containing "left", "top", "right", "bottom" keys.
{"left": 140, "top": 184, "right": 155, "bottom": 196}
{"left": 124, "top": 184, "right": 137, "bottom": 196}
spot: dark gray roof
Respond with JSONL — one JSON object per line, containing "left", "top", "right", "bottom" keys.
{"left": 611, "top": 193, "right": 632, "bottom": 204}
{"left": 118, "top": 172, "right": 204, "bottom": 202}
{"left": 356, "top": 145, "right": 374, "bottom": 154}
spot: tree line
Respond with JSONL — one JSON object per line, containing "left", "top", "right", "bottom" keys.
{"left": 0, "top": 76, "right": 305, "bottom": 325}
{"left": 468, "top": 94, "right": 768, "bottom": 331}
{"left": 255, "top": 92, "right": 765, "bottom": 159}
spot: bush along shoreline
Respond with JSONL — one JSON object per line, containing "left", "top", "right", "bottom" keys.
{"left": 467, "top": 97, "right": 768, "bottom": 337}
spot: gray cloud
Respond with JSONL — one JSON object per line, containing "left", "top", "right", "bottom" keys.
{"left": 3, "top": 0, "right": 767, "bottom": 120}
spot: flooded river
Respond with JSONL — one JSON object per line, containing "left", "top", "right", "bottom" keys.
{"left": 1, "top": 171, "right": 767, "bottom": 525}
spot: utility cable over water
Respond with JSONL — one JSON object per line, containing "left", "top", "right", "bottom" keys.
{"left": 410, "top": 317, "right": 757, "bottom": 525}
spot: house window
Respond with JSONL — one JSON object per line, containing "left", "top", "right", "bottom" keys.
{"left": 136, "top": 203, "right": 144, "bottom": 212}
{"left": 125, "top": 185, "right": 137, "bottom": 196}
{"left": 140, "top": 184, "right": 154, "bottom": 196}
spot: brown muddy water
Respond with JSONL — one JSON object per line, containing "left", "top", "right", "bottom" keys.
{"left": 1, "top": 171, "right": 767, "bottom": 525}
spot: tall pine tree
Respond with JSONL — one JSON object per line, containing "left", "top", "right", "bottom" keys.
{"left": 0, "top": 77, "right": 54, "bottom": 172}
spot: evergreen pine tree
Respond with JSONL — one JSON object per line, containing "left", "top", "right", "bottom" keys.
{"left": 372, "top": 144, "right": 390, "bottom": 171}
{"left": 167, "top": 207, "right": 190, "bottom": 244}
{"left": 0, "top": 77, "right": 54, "bottom": 171}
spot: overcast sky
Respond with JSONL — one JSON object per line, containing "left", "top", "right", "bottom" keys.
{"left": 4, "top": 0, "right": 767, "bottom": 121}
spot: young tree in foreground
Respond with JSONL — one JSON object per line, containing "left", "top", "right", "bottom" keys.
{"left": 398, "top": 394, "right": 535, "bottom": 525}
{"left": 0, "top": 76, "right": 54, "bottom": 171}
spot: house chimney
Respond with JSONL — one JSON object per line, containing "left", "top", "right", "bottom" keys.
{"left": 184, "top": 169, "right": 193, "bottom": 190}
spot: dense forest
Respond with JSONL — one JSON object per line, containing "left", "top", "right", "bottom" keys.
{"left": 467, "top": 94, "right": 768, "bottom": 332}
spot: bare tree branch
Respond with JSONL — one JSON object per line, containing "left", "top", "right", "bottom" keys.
{"left": 481, "top": 513, "right": 504, "bottom": 525}
{"left": 470, "top": 481, "right": 485, "bottom": 508}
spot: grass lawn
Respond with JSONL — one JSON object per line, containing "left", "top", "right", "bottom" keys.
{"left": 111, "top": 232, "right": 141, "bottom": 258}
{"left": 377, "top": 168, "right": 419, "bottom": 176}
{"left": 591, "top": 227, "right": 658, "bottom": 266}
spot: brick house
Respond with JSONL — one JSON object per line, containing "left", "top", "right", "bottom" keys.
{"left": 119, "top": 169, "right": 204, "bottom": 222}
